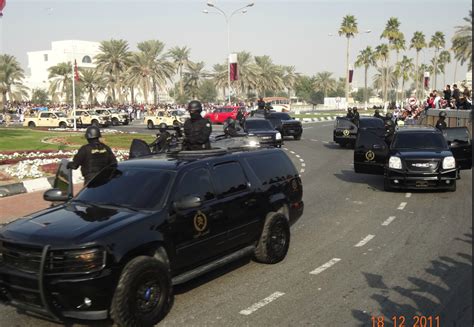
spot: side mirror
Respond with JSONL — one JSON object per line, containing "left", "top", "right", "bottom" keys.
{"left": 173, "top": 195, "right": 202, "bottom": 211}
{"left": 43, "top": 188, "right": 70, "bottom": 202}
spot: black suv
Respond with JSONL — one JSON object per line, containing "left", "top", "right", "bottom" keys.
{"left": 0, "top": 148, "right": 304, "bottom": 326}
{"left": 333, "top": 117, "right": 385, "bottom": 148}
{"left": 353, "top": 125, "right": 472, "bottom": 191}
{"left": 266, "top": 112, "right": 303, "bottom": 140}
{"left": 243, "top": 118, "right": 283, "bottom": 147}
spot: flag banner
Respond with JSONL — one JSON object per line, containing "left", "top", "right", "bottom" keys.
{"left": 0, "top": 0, "right": 6, "bottom": 16}
{"left": 74, "top": 60, "right": 80, "bottom": 81}
{"left": 423, "top": 72, "right": 430, "bottom": 88}
{"left": 229, "top": 53, "right": 238, "bottom": 81}
{"left": 348, "top": 69, "right": 354, "bottom": 83}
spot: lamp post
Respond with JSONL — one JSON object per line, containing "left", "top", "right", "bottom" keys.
{"left": 204, "top": 1, "right": 254, "bottom": 104}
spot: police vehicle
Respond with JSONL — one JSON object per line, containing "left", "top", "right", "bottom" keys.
{"left": 333, "top": 116, "right": 385, "bottom": 148}
{"left": 265, "top": 112, "right": 303, "bottom": 140}
{"left": 243, "top": 118, "right": 283, "bottom": 148}
{"left": 0, "top": 147, "right": 304, "bottom": 326}
{"left": 353, "top": 125, "right": 472, "bottom": 191}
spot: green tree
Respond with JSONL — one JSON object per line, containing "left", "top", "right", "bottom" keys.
{"left": 395, "top": 56, "right": 414, "bottom": 103}
{"left": 392, "top": 33, "right": 406, "bottom": 103}
{"left": 410, "top": 31, "right": 427, "bottom": 98}
{"left": 338, "top": 14, "right": 358, "bottom": 105}
{"left": 282, "top": 65, "right": 299, "bottom": 100}
{"left": 429, "top": 31, "right": 445, "bottom": 90}
{"left": 235, "top": 51, "right": 259, "bottom": 98}
{"left": 31, "top": 88, "right": 49, "bottom": 105}
{"left": 374, "top": 44, "right": 389, "bottom": 102}
{"left": 0, "top": 54, "right": 28, "bottom": 109}
{"left": 313, "top": 71, "right": 336, "bottom": 98}
{"left": 373, "top": 66, "right": 397, "bottom": 97}
{"left": 451, "top": 10, "right": 472, "bottom": 82}
{"left": 353, "top": 87, "right": 373, "bottom": 103}
{"left": 212, "top": 63, "right": 227, "bottom": 101}
{"left": 183, "top": 61, "right": 207, "bottom": 99}
{"left": 95, "top": 39, "right": 132, "bottom": 103}
{"left": 168, "top": 46, "right": 190, "bottom": 98}
{"left": 438, "top": 50, "right": 451, "bottom": 87}
{"left": 254, "top": 55, "right": 284, "bottom": 97}
{"left": 48, "top": 62, "right": 73, "bottom": 103}
{"left": 198, "top": 79, "right": 218, "bottom": 102}
{"left": 381, "top": 17, "right": 402, "bottom": 103}
{"left": 355, "top": 46, "right": 376, "bottom": 108}
{"left": 80, "top": 68, "right": 106, "bottom": 105}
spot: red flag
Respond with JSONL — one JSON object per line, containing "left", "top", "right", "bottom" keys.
{"left": 0, "top": 0, "right": 6, "bottom": 17}
{"left": 229, "top": 53, "right": 238, "bottom": 81}
{"left": 348, "top": 69, "right": 354, "bottom": 83}
{"left": 74, "top": 60, "right": 80, "bottom": 81}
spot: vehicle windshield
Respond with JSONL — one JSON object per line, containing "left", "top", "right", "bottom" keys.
{"left": 108, "top": 109, "right": 118, "bottom": 114}
{"left": 55, "top": 112, "right": 67, "bottom": 118}
{"left": 392, "top": 132, "right": 448, "bottom": 150}
{"left": 359, "top": 118, "right": 384, "bottom": 128}
{"left": 336, "top": 118, "right": 355, "bottom": 128}
{"left": 75, "top": 167, "right": 174, "bottom": 210}
{"left": 245, "top": 120, "right": 274, "bottom": 130}
{"left": 270, "top": 113, "right": 291, "bottom": 120}
{"left": 443, "top": 128, "right": 470, "bottom": 144}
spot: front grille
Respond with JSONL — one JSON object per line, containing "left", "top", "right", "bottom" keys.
{"left": 405, "top": 159, "right": 440, "bottom": 172}
{"left": 259, "top": 136, "right": 272, "bottom": 140}
{"left": 1, "top": 242, "right": 43, "bottom": 274}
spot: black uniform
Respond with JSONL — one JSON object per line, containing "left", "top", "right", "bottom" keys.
{"left": 236, "top": 110, "right": 244, "bottom": 126}
{"left": 435, "top": 118, "right": 447, "bottom": 130}
{"left": 151, "top": 131, "right": 172, "bottom": 153}
{"left": 183, "top": 116, "right": 212, "bottom": 150}
{"left": 68, "top": 140, "right": 117, "bottom": 184}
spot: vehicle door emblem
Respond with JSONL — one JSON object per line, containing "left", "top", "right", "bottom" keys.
{"left": 193, "top": 211, "right": 207, "bottom": 232}
{"left": 343, "top": 129, "right": 350, "bottom": 136}
{"left": 291, "top": 179, "right": 298, "bottom": 191}
{"left": 365, "top": 150, "right": 375, "bottom": 161}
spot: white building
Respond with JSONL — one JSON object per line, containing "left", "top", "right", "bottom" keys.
{"left": 25, "top": 40, "right": 101, "bottom": 92}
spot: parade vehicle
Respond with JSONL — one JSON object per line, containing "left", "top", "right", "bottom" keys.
{"left": 333, "top": 116, "right": 385, "bottom": 148}
{"left": 204, "top": 106, "right": 247, "bottom": 124}
{"left": 266, "top": 112, "right": 303, "bottom": 140}
{"left": 70, "top": 109, "right": 110, "bottom": 128}
{"left": 353, "top": 125, "right": 472, "bottom": 191}
{"left": 23, "top": 111, "right": 74, "bottom": 128}
{"left": 0, "top": 146, "right": 304, "bottom": 326}
{"left": 145, "top": 110, "right": 187, "bottom": 130}
{"left": 91, "top": 108, "right": 129, "bottom": 126}
{"left": 243, "top": 118, "right": 283, "bottom": 148}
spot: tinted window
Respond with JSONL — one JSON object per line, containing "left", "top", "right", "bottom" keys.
{"left": 443, "top": 128, "right": 470, "bottom": 143}
{"left": 270, "top": 113, "right": 291, "bottom": 120}
{"left": 267, "top": 117, "right": 281, "bottom": 128}
{"left": 56, "top": 112, "right": 67, "bottom": 118}
{"left": 392, "top": 132, "right": 448, "bottom": 150}
{"left": 245, "top": 152, "right": 297, "bottom": 185}
{"left": 174, "top": 168, "right": 215, "bottom": 201}
{"left": 245, "top": 120, "right": 274, "bottom": 130}
{"left": 336, "top": 118, "right": 355, "bottom": 128}
{"left": 40, "top": 113, "right": 50, "bottom": 118}
{"left": 76, "top": 167, "right": 174, "bottom": 210}
{"left": 359, "top": 118, "right": 384, "bottom": 128}
{"left": 109, "top": 109, "right": 118, "bottom": 114}
{"left": 212, "top": 162, "right": 248, "bottom": 196}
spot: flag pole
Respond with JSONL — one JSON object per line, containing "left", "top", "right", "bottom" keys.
{"left": 72, "top": 61, "right": 77, "bottom": 130}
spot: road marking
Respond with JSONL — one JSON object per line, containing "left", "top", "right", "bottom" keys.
{"left": 290, "top": 151, "right": 295, "bottom": 154}
{"left": 405, "top": 193, "right": 412, "bottom": 198}
{"left": 239, "top": 292, "right": 285, "bottom": 315}
{"left": 295, "top": 154, "right": 301, "bottom": 158}
{"left": 301, "top": 163, "right": 306, "bottom": 167}
{"left": 299, "top": 158, "right": 304, "bottom": 162}
{"left": 322, "top": 141, "right": 330, "bottom": 144}
{"left": 300, "top": 169, "right": 305, "bottom": 173}
{"left": 354, "top": 234, "right": 375, "bottom": 247}
{"left": 321, "top": 124, "right": 333, "bottom": 127}
{"left": 382, "top": 216, "right": 396, "bottom": 226}
{"left": 304, "top": 127, "right": 313, "bottom": 129}
{"left": 310, "top": 139, "right": 318, "bottom": 142}
{"left": 397, "top": 202, "right": 407, "bottom": 210}
{"left": 309, "top": 258, "right": 341, "bottom": 275}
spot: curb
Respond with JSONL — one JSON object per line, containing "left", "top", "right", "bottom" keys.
{"left": 295, "top": 116, "right": 337, "bottom": 123}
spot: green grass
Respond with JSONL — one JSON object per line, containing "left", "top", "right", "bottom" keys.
{"left": 0, "top": 128, "right": 155, "bottom": 152}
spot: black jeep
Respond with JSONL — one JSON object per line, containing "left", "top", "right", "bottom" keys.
{"left": 243, "top": 118, "right": 283, "bottom": 147}
{"left": 266, "top": 112, "right": 303, "bottom": 140}
{"left": 0, "top": 148, "right": 304, "bottom": 326}
{"left": 333, "top": 116, "right": 385, "bottom": 148}
{"left": 353, "top": 125, "right": 472, "bottom": 191}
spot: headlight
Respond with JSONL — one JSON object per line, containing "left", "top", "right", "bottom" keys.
{"left": 49, "top": 247, "right": 106, "bottom": 274}
{"left": 442, "top": 156, "right": 456, "bottom": 169}
{"left": 275, "top": 132, "right": 282, "bottom": 140}
{"left": 389, "top": 156, "right": 402, "bottom": 169}
{"left": 248, "top": 140, "right": 259, "bottom": 147}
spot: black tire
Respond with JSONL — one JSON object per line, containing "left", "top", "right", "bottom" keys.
{"left": 28, "top": 121, "right": 36, "bottom": 128}
{"left": 254, "top": 213, "right": 290, "bottom": 264}
{"left": 294, "top": 134, "right": 301, "bottom": 140}
{"left": 448, "top": 180, "right": 456, "bottom": 192}
{"left": 123, "top": 121, "right": 129, "bottom": 126}
{"left": 91, "top": 119, "right": 99, "bottom": 127}
{"left": 112, "top": 117, "right": 119, "bottom": 126}
{"left": 383, "top": 178, "right": 393, "bottom": 192}
{"left": 111, "top": 255, "right": 172, "bottom": 327}
{"left": 147, "top": 120, "right": 154, "bottom": 129}
{"left": 59, "top": 122, "right": 67, "bottom": 129}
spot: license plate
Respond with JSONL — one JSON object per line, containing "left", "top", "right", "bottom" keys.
{"left": 415, "top": 181, "right": 428, "bottom": 187}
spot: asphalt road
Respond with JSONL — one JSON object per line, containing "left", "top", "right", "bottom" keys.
{"left": 0, "top": 121, "right": 471, "bottom": 326}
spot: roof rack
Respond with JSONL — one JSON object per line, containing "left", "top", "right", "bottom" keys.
{"left": 166, "top": 146, "right": 264, "bottom": 160}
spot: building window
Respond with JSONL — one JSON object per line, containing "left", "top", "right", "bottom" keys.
{"left": 44, "top": 54, "right": 48, "bottom": 62}
{"left": 82, "top": 55, "right": 92, "bottom": 64}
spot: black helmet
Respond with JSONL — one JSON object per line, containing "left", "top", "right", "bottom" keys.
{"left": 158, "top": 123, "right": 167, "bottom": 133}
{"left": 386, "top": 119, "right": 394, "bottom": 126}
{"left": 439, "top": 111, "right": 447, "bottom": 118}
{"left": 347, "top": 108, "right": 353, "bottom": 112}
{"left": 375, "top": 109, "right": 380, "bottom": 114}
{"left": 353, "top": 107, "right": 358, "bottom": 111}
{"left": 85, "top": 126, "right": 101, "bottom": 139}
{"left": 187, "top": 100, "right": 202, "bottom": 113}
{"left": 257, "top": 100, "right": 265, "bottom": 109}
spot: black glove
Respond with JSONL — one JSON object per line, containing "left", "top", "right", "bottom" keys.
{"left": 66, "top": 162, "right": 75, "bottom": 169}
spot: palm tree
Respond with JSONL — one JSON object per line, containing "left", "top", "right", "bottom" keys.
{"left": 0, "top": 54, "right": 28, "bottom": 109}
{"left": 438, "top": 50, "right": 451, "bottom": 87}
{"left": 212, "top": 63, "right": 228, "bottom": 100}
{"left": 80, "top": 68, "right": 107, "bottom": 105}
{"left": 381, "top": 17, "right": 402, "bottom": 103}
{"left": 395, "top": 56, "right": 414, "bottom": 104}
{"left": 254, "top": 55, "right": 284, "bottom": 97}
{"left": 392, "top": 33, "right": 405, "bottom": 103}
{"left": 313, "top": 72, "right": 336, "bottom": 98}
{"left": 338, "top": 15, "right": 358, "bottom": 106}
{"left": 235, "top": 51, "right": 259, "bottom": 98}
{"left": 373, "top": 66, "right": 398, "bottom": 93}
{"left": 48, "top": 62, "right": 72, "bottom": 103}
{"left": 429, "top": 31, "right": 445, "bottom": 90}
{"left": 127, "top": 52, "right": 153, "bottom": 104}
{"left": 355, "top": 46, "right": 376, "bottom": 109}
{"left": 410, "top": 31, "right": 427, "bottom": 99}
{"left": 183, "top": 61, "right": 207, "bottom": 99}
{"left": 168, "top": 46, "right": 190, "bottom": 98}
{"left": 451, "top": 10, "right": 472, "bottom": 81}
{"left": 95, "top": 39, "right": 132, "bottom": 103}
{"left": 374, "top": 44, "right": 389, "bottom": 102}
{"left": 282, "top": 66, "right": 298, "bottom": 101}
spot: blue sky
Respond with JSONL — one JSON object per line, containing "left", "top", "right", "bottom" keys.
{"left": 0, "top": 0, "right": 471, "bottom": 87}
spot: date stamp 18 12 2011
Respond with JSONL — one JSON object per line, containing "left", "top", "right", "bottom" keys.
{"left": 371, "top": 315, "right": 440, "bottom": 327}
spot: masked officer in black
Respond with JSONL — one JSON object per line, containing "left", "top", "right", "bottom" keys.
{"left": 183, "top": 100, "right": 212, "bottom": 150}
{"left": 150, "top": 124, "right": 172, "bottom": 153}
{"left": 346, "top": 108, "right": 354, "bottom": 119}
{"left": 373, "top": 109, "right": 383, "bottom": 119}
{"left": 67, "top": 126, "right": 117, "bottom": 184}
{"left": 435, "top": 111, "right": 447, "bottom": 130}
{"left": 352, "top": 107, "right": 360, "bottom": 125}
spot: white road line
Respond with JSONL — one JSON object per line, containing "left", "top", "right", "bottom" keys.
{"left": 382, "top": 216, "right": 396, "bottom": 226}
{"left": 310, "top": 139, "right": 318, "bottom": 142}
{"left": 295, "top": 154, "right": 301, "bottom": 158}
{"left": 354, "top": 234, "right": 375, "bottom": 247}
{"left": 304, "top": 127, "right": 313, "bottom": 129}
{"left": 239, "top": 292, "right": 285, "bottom": 316}
{"left": 290, "top": 151, "right": 295, "bottom": 154}
{"left": 301, "top": 163, "right": 306, "bottom": 167}
{"left": 397, "top": 202, "right": 407, "bottom": 210}
{"left": 309, "top": 258, "right": 341, "bottom": 275}
{"left": 322, "top": 141, "right": 329, "bottom": 144}
{"left": 321, "top": 124, "right": 333, "bottom": 127}
{"left": 299, "top": 158, "right": 304, "bottom": 162}
{"left": 405, "top": 193, "right": 412, "bottom": 198}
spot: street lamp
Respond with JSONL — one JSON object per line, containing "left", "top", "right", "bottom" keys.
{"left": 204, "top": 2, "right": 254, "bottom": 104}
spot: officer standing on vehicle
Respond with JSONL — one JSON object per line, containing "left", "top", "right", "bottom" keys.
{"left": 435, "top": 111, "right": 447, "bottom": 130}
{"left": 67, "top": 126, "right": 117, "bottom": 184}
{"left": 346, "top": 108, "right": 354, "bottom": 119}
{"left": 373, "top": 109, "right": 383, "bottom": 119}
{"left": 352, "top": 107, "right": 360, "bottom": 125}
{"left": 151, "top": 125, "right": 172, "bottom": 153}
{"left": 236, "top": 108, "right": 244, "bottom": 127}
{"left": 183, "top": 100, "right": 212, "bottom": 150}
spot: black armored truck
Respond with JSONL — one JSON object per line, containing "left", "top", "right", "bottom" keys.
{"left": 0, "top": 147, "right": 304, "bottom": 326}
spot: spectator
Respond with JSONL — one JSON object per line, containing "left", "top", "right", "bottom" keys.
{"left": 452, "top": 84, "right": 460, "bottom": 103}
{"left": 443, "top": 85, "right": 452, "bottom": 107}
{"left": 433, "top": 91, "right": 441, "bottom": 109}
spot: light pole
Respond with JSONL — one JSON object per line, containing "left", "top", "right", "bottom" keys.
{"left": 204, "top": 1, "right": 254, "bottom": 104}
